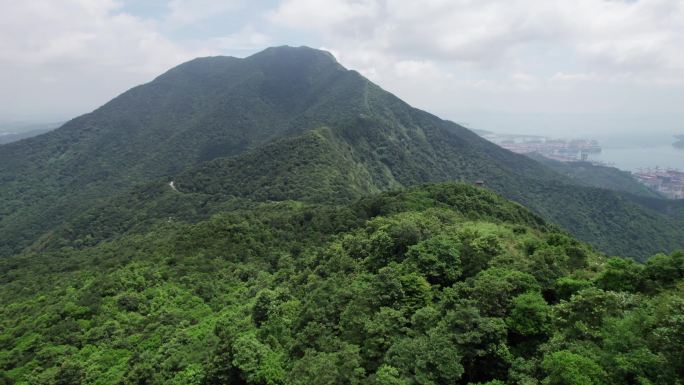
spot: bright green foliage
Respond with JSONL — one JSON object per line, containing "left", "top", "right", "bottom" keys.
{"left": 554, "top": 277, "right": 592, "bottom": 300}
{"left": 405, "top": 234, "right": 462, "bottom": 286}
{"left": 387, "top": 329, "right": 464, "bottom": 385}
{"left": 651, "top": 295, "right": 684, "bottom": 379}
{"left": 469, "top": 381, "right": 506, "bottom": 385}
{"left": 507, "top": 292, "right": 552, "bottom": 337}
{"left": 641, "top": 251, "right": 684, "bottom": 291}
{"left": 600, "top": 310, "right": 669, "bottom": 384}
{"left": 0, "top": 183, "right": 683, "bottom": 385}
{"left": 469, "top": 268, "right": 540, "bottom": 317}
{"left": 541, "top": 351, "right": 606, "bottom": 385}
{"left": 595, "top": 257, "right": 643, "bottom": 292}
{"left": 288, "top": 344, "right": 365, "bottom": 385}
{"left": 232, "top": 335, "right": 285, "bottom": 385}
{"left": 372, "top": 365, "right": 410, "bottom": 385}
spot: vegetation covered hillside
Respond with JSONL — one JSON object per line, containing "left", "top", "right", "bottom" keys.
{"left": 0, "top": 46, "right": 682, "bottom": 258}
{"left": 1, "top": 184, "right": 683, "bottom": 385}
{"left": 0, "top": 46, "right": 365, "bottom": 256}
{"left": 526, "top": 153, "right": 662, "bottom": 199}
{"left": 169, "top": 121, "right": 684, "bottom": 258}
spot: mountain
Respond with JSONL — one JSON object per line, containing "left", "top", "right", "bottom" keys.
{"left": 0, "top": 47, "right": 358, "bottom": 255}
{"left": 0, "top": 46, "right": 683, "bottom": 259}
{"left": 2, "top": 183, "right": 684, "bottom": 384}
{"left": 2, "top": 46, "right": 684, "bottom": 385}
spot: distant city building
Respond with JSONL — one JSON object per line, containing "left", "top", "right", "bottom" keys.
{"left": 633, "top": 168, "right": 684, "bottom": 199}
{"left": 480, "top": 132, "right": 606, "bottom": 165}
{"left": 478, "top": 131, "right": 683, "bottom": 200}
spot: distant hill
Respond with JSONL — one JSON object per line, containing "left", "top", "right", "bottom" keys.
{"left": 0, "top": 46, "right": 683, "bottom": 258}
{"left": 0, "top": 122, "right": 59, "bottom": 144}
{"left": 526, "top": 153, "right": 662, "bottom": 199}
{"left": 469, "top": 128, "right": 493, "bottom": 136}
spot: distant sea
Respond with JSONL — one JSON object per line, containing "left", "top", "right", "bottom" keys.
{"left": 588, "top": 133, "right": 684, "bottom": 171}
{"left": 452, "top": 113, "right": 684, "bottom": 172}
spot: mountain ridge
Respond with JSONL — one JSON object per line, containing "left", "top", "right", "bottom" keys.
{"left": 0, "top": 45, "right": 682, "bottom": 258}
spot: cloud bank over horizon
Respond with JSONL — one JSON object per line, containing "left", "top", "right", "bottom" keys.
{"left": 2, "top": 0, "right": 682, "bottom": 135}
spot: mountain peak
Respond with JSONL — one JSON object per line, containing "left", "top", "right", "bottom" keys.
{"left": 156, "top": 45, "right": 344, "bottom": 85}
{"left": 244, "top": 45, "right": 343, "bottom": 73}
{"left": 248, "top": 45, "right": 338, "bottom": 62}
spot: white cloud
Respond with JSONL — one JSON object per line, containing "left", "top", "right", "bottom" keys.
{"left": 208, "top": 26, "right": 272, "bottom": 52}
{"left": 269, "top": 0, "right": 561, "bottom": 65}
{"left": 266, "top": 0, "right": 684, "bottom": 117}
{"left": 267, "top": 0, "right": 381, "bottom": 33}
{"left": 550, "top": 72, "right": 603, "bottom": 84}
{"left": 268, "top": 0, "right": 684, "bottom": 81}
{"left": 2, "top": 0, "right": 683, "bottom": 124}
{"left": 165, "top": 0, "right": 241, "bottom": 26}
{"left": 0, "top": 0, "right": 216, "bottom": 120}
{"left": 393, "top": 60, "right": 444, "bottom": 78}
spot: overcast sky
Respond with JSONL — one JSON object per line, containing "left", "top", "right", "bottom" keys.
{"left": 2, "top": 0, "right": 683, "bottom": 136}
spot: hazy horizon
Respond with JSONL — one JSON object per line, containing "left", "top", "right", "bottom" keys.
{"left": 3, "top": 110, "right": 682, "bottom": 140}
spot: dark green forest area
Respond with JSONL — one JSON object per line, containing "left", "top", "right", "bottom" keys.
{"left": 2, "top": 184, "right": 683, "bottom": 385}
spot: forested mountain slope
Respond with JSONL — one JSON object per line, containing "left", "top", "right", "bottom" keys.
{"left": 170, "top": 122, "right": 684, "bottom": 258}
{"left": 2, "top": 184, "right": 683, "bottom": 385}
{"left": 0, "top": 47, "right": 362, "bottom": 256}
{"left": 526, "top": 153, "right": 662, "bottom": 199}
{"left": 0, "top": 46, "right": 682, "bottom": 259}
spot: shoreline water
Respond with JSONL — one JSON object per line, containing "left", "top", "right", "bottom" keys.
{"left": 589, "top": 136, "right": 684, "bottom": 172}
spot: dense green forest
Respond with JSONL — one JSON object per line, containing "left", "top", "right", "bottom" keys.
{"left": 2, "top": 184, "right": 683, "bottom": 384}
{"left": 0, "top": 46, "right": 682, "bottom": 259}
{"left": 1, "top": 46, "right": 684, "bottom": 384}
